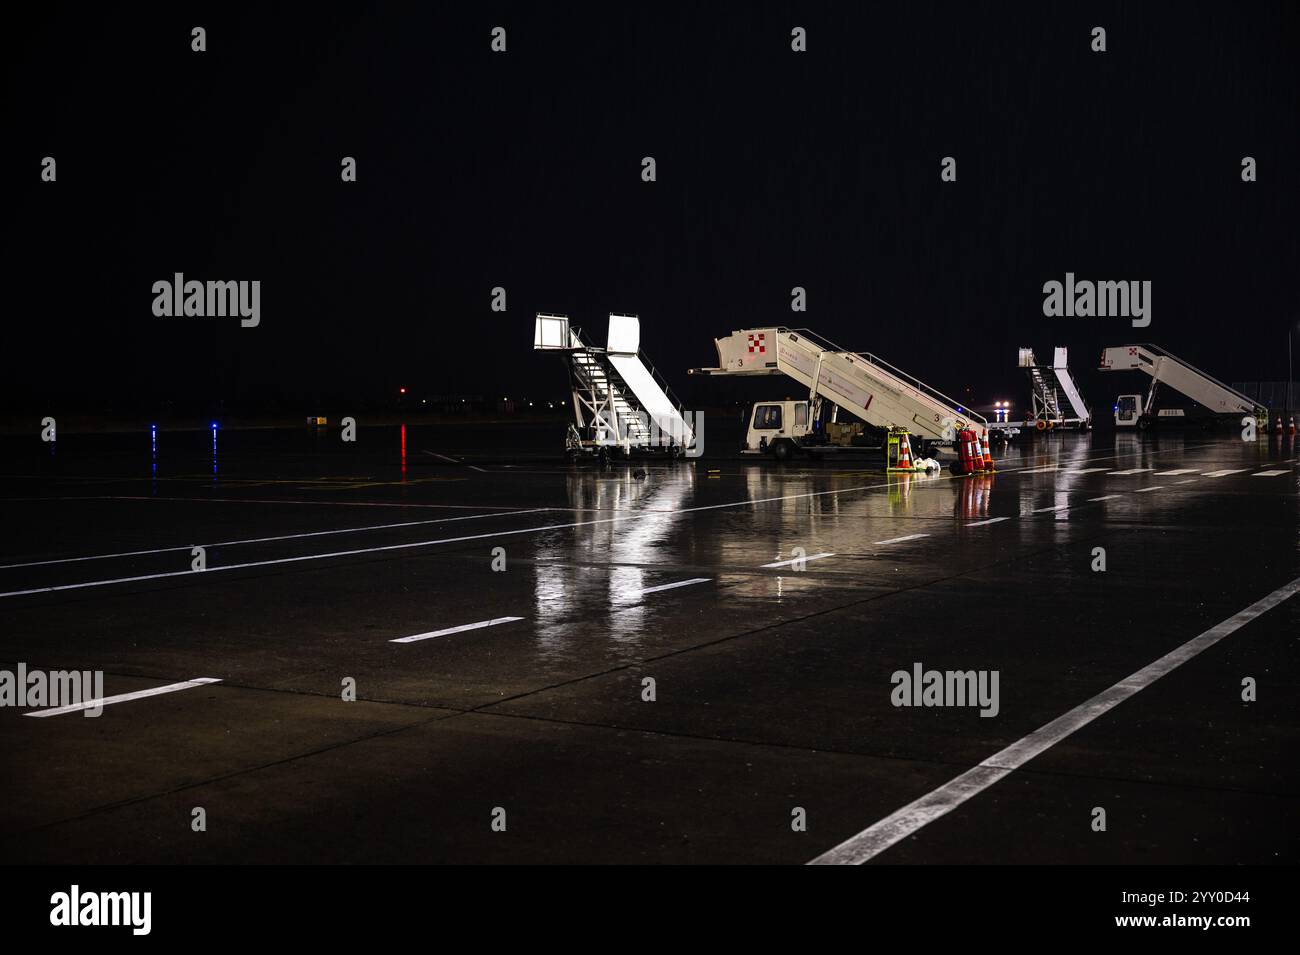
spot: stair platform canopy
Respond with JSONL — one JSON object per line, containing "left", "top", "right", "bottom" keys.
{"left": 689, "top": 326, "right": 985, "bottom": 442}
{"left": 534, "top": 312, "right": 696, "bottom": 456}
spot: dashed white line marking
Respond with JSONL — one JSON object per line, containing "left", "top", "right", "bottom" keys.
{"left": 874, "top": 534, "right": 930, "bottom": 545}
{"left": 1087, "top": 495, "right": 1121, "bottom": 502}
{"left": 807, "top": 574, "right": 1300, "bottom": 865}
{"left": 622, "top": 578, "right": 711, "bottom": 597}
{"left": 762, "top": 552, "right": 834, "bottom": 569}
{"left": 1154, "top": 469, "right": 1200, "bottom": 476}
{"left": 1253, "top": 470, "right": 1290, "bottom": 477}
{"left": 24, "top": 678, "right": 222, "bottom": 718}
{"left": 1134, "top": 486, "right": 1165, "bottom": 494}
{"left": 1064, "top": 468, "right": 1108, "bottom": 474}
{"left": 964, "top": 517, "right": 1010, "bottom": 527}
{"left": 1107, "top": 468, "right": 1155, "bottom": 475}
{"left": 1173, "top": 479, "right": 1198, "bottom": 485}
{"left": 1202, "top": 469, "right": 1248, "bottom": 477}
{"left": 391, "top": 617, "right": 524, "bottom": 644}
{"left": 1031, "top": 504, "right": 1069, "bottom": 513}
{"left": 1018, "top": 466, "right": 1058, "bottom": 474}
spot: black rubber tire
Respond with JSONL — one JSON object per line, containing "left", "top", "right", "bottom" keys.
{"left": 772, "top": 440, "right": 793, "bottom": 462}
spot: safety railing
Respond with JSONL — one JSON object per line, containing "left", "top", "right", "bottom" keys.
{"left": 783, "top": 327, "right": 988, "bottom": 427}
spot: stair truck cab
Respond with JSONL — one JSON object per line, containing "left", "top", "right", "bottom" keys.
{"left": 741, "top": 397, "right": 875, "bottom": 461}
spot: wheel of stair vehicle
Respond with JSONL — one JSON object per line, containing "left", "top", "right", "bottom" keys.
{"left": 1137, "top": 416, "right": 1152, "bottom": 431}
{"left": 771, "top": 439, "right": 794, "bottom": 462}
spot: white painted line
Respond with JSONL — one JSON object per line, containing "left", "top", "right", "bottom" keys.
{"left": 874, "top": 534, "right": 929, "bottom": 545}
{"left": 1087, "top": 495, "right": 1121, "bottom": 502}
{"left": 1031, "top": 504, "right": 1069, "bottom": 513}
{"left": 24, "top": 678, "right": 222, "bottom": 718}
{"left": 1064, "top": 468, "right": 1108, "bottom": 474}
{"left": 1154, "top": 469, "right": 1200, "bottom": 476}
{"left": 1018, "top": 466, "right": 1058, "bottom": 474}
{"left": 0, "top": 479, "right": 922, "bottom": 599}
{"left": 1107, "top": 468, "right": 1155, "bottom": 475}
{"left": 424, "top": 451, "right": 489, "bottom": 473}
{"left": 0, "top": 509, "right": 556, "bottom": 571}
{"left": 622, "top": 578, "right": 711, "bottom": 597}
{"left": 1134, "top": 486, "right": 1165, "bottom": 494}
{"left": 762, "top": 552, "right": 834, "bottom": 569}
{"left": 1202, "top": 469, "right": 1248, "bottom": 477}
{"left": 964, "top": 517, "right": 1010, "bottom": 527}
{"left": 1173, "top": 479, "right": 1198, "bottom": 485}
{"left": 29, "top": 495, "right": 540, "bottom": 511}
{"left": 1, "top": 444, "right": 1232, "bottom": 600}
{"left": 1252, "top": 470, "right": 1290, "bottom": 477}
{"left": 807, "top": 574, "right": 1300, "bottom": 865}
{"left": 391, "top": 616, "right": 524, "bottom": 644}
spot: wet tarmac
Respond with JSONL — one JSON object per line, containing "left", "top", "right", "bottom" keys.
{"left": 0, "top": 420, "right": 1297, "bottom": 863}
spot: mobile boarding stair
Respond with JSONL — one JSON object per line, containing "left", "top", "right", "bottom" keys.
{"left": 689, "top": 327, "right": 987, "bottom": 446}
{"left": 534, "top": 312, "right": 695, "bottom": 458}
{"left": 1019, "top": 346, "right": 1091, "bottom": 431}
{"left": 1099, "top": 344, "right": 1266, "bottom": 428}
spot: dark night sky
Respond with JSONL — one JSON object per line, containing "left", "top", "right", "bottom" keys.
{"left": 4, "top": 2, "right": 1298, "bottom": 418}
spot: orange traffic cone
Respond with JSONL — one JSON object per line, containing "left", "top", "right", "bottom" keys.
{"left": 979, "top": 431, "right": 994, "bottom": 471}
{"left": 897, "top": 435, "right": 914, "bottom": 470}
{"left": 1290, "top": 417, "right": 1297, "bottom": 438}
{"left": 1277, "top": 417, "right": 1284, "bottom": 436}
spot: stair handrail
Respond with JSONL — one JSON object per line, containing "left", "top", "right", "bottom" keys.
{"left": 785, "top": 327, "right": 987, "bottom": 427}
{"left": 1134, "top": 343, "right": 1263, "bottom": 411}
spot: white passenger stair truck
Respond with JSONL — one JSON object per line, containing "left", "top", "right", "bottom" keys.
{"left": 689, "top": 326, "right": 986, "bottom": 462}
{"left": 1099, "top": 344, "right": 1267, "bottom": 430}
{"left": 534, "top": 312, "right": 696, "bottom": 460}
{"left": 1018, "top": 346, "right": 1091, "bottom": 431}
